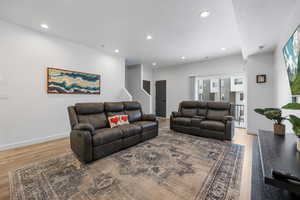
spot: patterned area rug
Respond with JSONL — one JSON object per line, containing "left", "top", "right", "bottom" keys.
{"left": 9, "top": 127, "right": 244, "bottom": 200}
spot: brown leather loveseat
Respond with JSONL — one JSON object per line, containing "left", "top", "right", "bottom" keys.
{"left": 68, "top": 101, "right": 158, "bottom": 163}
{"left": 170, "top": 101, "right": 234, "bottom": 140}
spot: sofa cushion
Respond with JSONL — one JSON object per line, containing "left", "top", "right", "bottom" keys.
{"left": 93, "top": 128, "right": 123, "bottom": 146}
{"left": 207, "top": 102, "right": 230, "bottom": 110}
{"left": 191, "top": 118, "right": 203, "bottom": 127}
{"left": 181, "top": 108, "right": 197, "bottom": 117}
{"left": 118, "top": 124, "right": 142, "bottom": 137}
{"left": 105, "top": 102, "right": 125, "bottom": 117}
{"left": 104, "top": 102, "right": 124, "bottom": 112}
{"left": 173, "top": 117, "right": 192, "bottom": 126}
{"left": 207, "top": 109, "right": 229, "bottom": 121}
{"left": 200, "top": 120, "right": 225, "bottom": 131}
{"left": 198, "top": 108, "right": 207, "bottom": 116}
{"left": 75, "top": 103, "right": 104, "bottom": 115}
{"left": 199, "top": 101, "right": 207, "bottom": 108}
{"left": 133, "top": 121, "right": 157, "bottom": 132}
{"left": 180, "top": 101, "right": 200, "bottom": 108}
{"left": 123, "top": 101, "right": 141, "bottom": 110}
{"left": 78, "top": 113, "right": 107, "bottom": 129}
{"left": 123, "top": 101, "right": 142, "bottom": 122}
{"left": 125, "top": 110, "right": 142, "bottom": 122}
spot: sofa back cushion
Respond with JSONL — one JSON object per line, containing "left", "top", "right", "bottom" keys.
{"left": 198, "top": 102, "right": 208, "bottom": 116}
{"left": 179, "top": 101, "right": 200, "bottom": 109}
{"left": 181, "top": 108, "right": 197, "bottom": 117}
{"left": 75, "top": 103, "right": 107, "bottom": 129}
{"left": 179, "top": 101, "right": 200, "bottom": 117}
{"left": 104, "top": 102, "right": 125, "bottom": 116}
{"left": 206, "top": 102, "right": 230, "bottom": 121}
{"left": 123, "top": 101, "right": 142, "bottom": 122}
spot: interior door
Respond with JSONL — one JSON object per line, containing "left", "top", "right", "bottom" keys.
{"left": 143, "top": 80, "right": 151, "bottom": 95}
{"left": 155, "top": 80, "right": 166, "bottom": 117}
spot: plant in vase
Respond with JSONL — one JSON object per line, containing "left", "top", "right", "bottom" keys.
{"left": 282, "top": 103, "right": 300, "bottom": 152}
{"left": 254, "top": 108, "right": 286, "bottom": 135}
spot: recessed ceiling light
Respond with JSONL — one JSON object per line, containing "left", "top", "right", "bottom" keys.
{"left": 147, "top": 35, "right": 153, "bottom": 40}
{"left": 114, "top": 49, "right": 119, "bottom": 53}
{"left": 221, "top": 47, "right": 227, "bottom": 51}
{"left": 40, "top": 24, "right": 49, "bottom": 29}
{"left": 181, "top": 56, "right": 186, "bottom": 60}
{"left": 152, "top": 62, "right": 157, "bottom": 66}
{"left": 200, "top": 11, "right": 210, "bottom": 18}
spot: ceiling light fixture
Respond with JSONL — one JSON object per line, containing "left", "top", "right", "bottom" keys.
{"left": 40, "top": 24, "right": 49, "bottom": 29}
{"left": 181, "top": 56, "right": 186, "bottom": 60}
{"left": 152, "top": 62, "right": 157, "bottom": 66}
{"left": 259, "top": 45, "right": 265, "bottom": 50}
{"left": 221, "top": 47, "right": 227, "bottom": 51}
{"left": 114, "top": 49, "right": 119, "bottom": 53}
{"left": 200, "top": 11, "right": 210, "bottom": 18}
{"left": 147, "top": 35, "right": 153, "bottom": 40}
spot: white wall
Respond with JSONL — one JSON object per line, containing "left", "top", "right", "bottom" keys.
{"left": 152, "top": 54, "right": 246, "bottom": 117}
{"left": 142, "top": 66, "right": 153, "bottom": 82}
{"left": 246, "top": 52, "right": 275, "bottom": 134}
{"left": 125, "top": 64, "right": 151, "bottom": 113}
{"left": 0, "top": 20, "right": 130, "bottom": 150}
{"left": 273, "top": 1, "right": 300, "bottom": 133}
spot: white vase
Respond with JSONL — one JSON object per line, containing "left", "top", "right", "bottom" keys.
{"left": 297, "top": 138, "right": 300, "bottom": 152}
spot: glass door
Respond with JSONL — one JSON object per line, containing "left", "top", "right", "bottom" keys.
{"left": 195, "top": 75, "right": 246, "bottom": 128}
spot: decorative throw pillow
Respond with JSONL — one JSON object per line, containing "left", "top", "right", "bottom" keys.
{"left": 108, "top": 115, "right": 120, "bottom": 128}
{"left": 119, "top": 115, "right": 129, "bottom": 125}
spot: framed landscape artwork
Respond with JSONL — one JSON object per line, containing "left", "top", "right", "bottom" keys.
{"left": 47, "top": 67, "right": 101, "bottom": 94}
{"left": 283, "top": 25, "right": 300, "bottom": 96}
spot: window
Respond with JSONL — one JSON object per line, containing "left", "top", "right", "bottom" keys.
{"left": 194, "top": 75, "right": 245, "bottom": 128}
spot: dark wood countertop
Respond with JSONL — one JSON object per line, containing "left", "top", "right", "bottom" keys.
{"left": 258, "top": 130, "right": 300, "bottom": 194}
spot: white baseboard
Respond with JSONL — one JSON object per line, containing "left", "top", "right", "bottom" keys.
{"left": 0, "top": 132, "right": 69, "bottom": 151}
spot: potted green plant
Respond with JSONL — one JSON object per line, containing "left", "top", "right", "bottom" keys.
{"left": 254, "top": 108, "right": 286, "bottom": 135}
{"left": 282, "top": 103, "right": 300, "bottom": 152}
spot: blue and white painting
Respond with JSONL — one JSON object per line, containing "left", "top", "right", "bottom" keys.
{"left": 47, "top": 68, "right": 101, "bottom": 94}
{"left": 283, "top": 25, "right": 300, "bottom": 95}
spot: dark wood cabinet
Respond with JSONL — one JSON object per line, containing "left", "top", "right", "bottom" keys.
{"left": 251, "top": 130, "right": 300, "bottom": 200}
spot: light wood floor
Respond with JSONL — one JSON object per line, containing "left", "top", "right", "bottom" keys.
{"left": 0, "top": 121, "right": 253, "bottom": 200}
{"left": 234, "top": 128, "right": 253, "bottom": 200}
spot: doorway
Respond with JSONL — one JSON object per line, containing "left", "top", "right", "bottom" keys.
{"left": 155, "top": 80, "right": 166, "bottom": 117}
{"left": 143, "top": 80, "right": 151, "bottom": 95}
{"left": 195, "top": 75, "right": 246, "bottom": 128}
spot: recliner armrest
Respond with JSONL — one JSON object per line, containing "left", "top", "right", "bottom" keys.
{"left": 172, "top": 111, "right": 182, "bottom": 117}
{"left": 225, "top": 120, "right": 234, "bottom": 140}
{"left": 142, "top": 114, "right": 156, "bottom": 121}
{"left": 74, "top": 123, "right": 95, "bottom": 135}
{"left": 70, "top": 130, "right": 93, "bottom": 163}
{"left": 223, "top": 115, "right": 234, "bottom": 122}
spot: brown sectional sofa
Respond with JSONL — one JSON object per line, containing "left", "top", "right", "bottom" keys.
{"left": 68, "top": 101, "right": 158, "bottom": 163}
{"left": 170, "top": 101, "right": 234, "bottom": 140}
